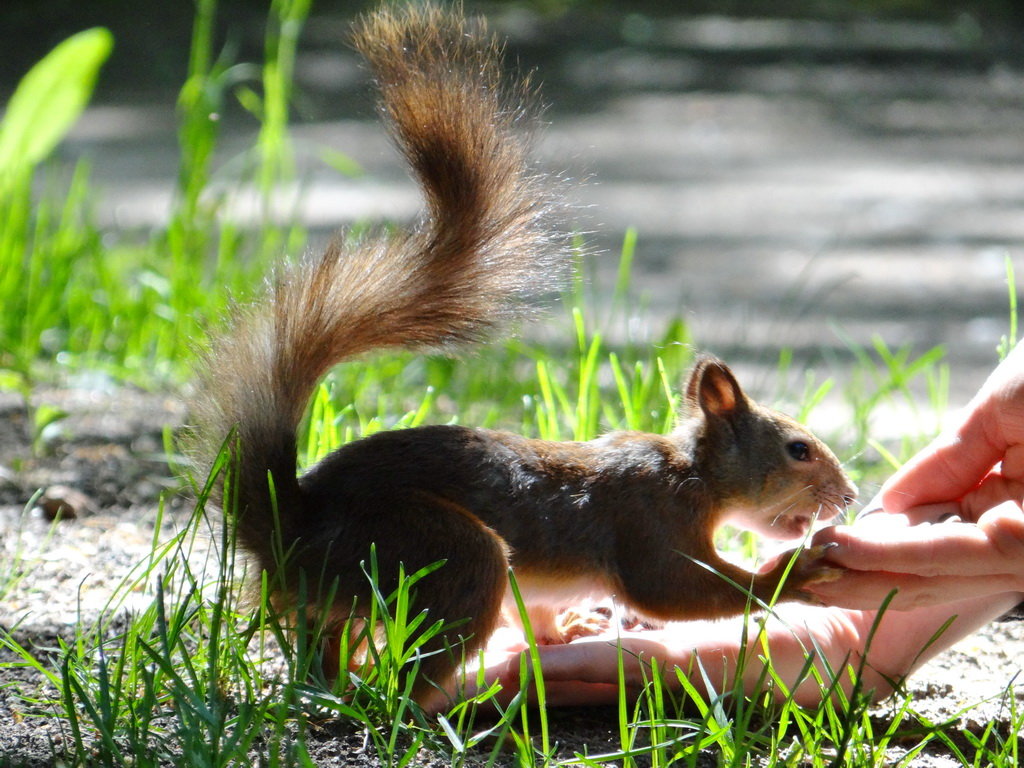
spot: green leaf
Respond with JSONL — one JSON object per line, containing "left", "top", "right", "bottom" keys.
{"left": 318, "top": 146, "right": 363, "bottom": 177}
{"left": 33, "top": 403, "right": 69, "bottom": 434}
{"left": 0, "top": 370, "right": 28, "bottom": 394}
{"left": 0, "top": 28, "right": 113, "bottom": 183}
{"left": 234, "top": 85, "right": 264, "bottom": 120}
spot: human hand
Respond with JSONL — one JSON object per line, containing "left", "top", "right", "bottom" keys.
{"left": 464, "top": 606, "right": 936, "bottom": 709}
{"left": 881, "top": 344, "right": 1024, "bottom": 515}
{"left": 469, "top": 632, "right": 675, "bottom": 707}
{"left": 808, "top": 498, "right": 1024, "bottom": 610}
{"left": 465, "top": 620, "right": 788, "bottom": 708}
{"left": 805, "top": 345, "right": 1024, "bottom": 611}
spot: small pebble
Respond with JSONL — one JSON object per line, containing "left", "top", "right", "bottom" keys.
{"left": 37, "top": 485, "right": 96, "bottom": 520}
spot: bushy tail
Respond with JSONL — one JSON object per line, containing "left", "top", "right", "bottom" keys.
{"left": 190, "top": 4, "right": 572, "bottom": 560}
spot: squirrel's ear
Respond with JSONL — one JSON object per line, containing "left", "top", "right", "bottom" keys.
{"left": 685, "top": 356, "right": 748, "bottom": 419}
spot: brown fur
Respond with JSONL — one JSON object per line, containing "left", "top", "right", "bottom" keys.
{"left": 190, "top": 5, "right": 856, "bottom": 703}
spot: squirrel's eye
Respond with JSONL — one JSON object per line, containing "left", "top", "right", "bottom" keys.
{"left": 787, "top": 441, "right": 811, "bottom": 462}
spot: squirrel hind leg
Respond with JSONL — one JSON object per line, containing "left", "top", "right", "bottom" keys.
{"left": 406, "top": 498, "right": 510, "bottom": 704}
{"left": 314, "top": 493, "right": 510, "bottom": 706}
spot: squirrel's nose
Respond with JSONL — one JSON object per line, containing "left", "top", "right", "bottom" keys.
{"left": 841, "top": 480, "right": 858, "bottom": 508}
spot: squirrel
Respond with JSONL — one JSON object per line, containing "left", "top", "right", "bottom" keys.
{"left": 190, "top": 4, "right": 858, "bottom": 702}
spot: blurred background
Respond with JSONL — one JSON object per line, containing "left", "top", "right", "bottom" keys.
{"left": 3, "top": 0, "right": 1024, "bottom": 431}
{"left": 3, "top": 1, "right": 1023, "bottom": 91}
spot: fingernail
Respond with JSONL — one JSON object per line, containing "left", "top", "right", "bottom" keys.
{"left": 856, "top": 504, "right": 884, "bottom": 521}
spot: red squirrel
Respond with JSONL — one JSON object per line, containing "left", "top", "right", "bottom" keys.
{"left": 190, "top": 5, "right": 857, "bottom": 701}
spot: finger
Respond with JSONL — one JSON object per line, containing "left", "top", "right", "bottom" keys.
{"left": 1000, "top": 442, "right": 1024, "bottom": 480}
{"left": 541, "top": 681, "right": 621, "bottom": 706}
{"left": 878, "top": 502, "right": 959, "bottom": 526}
{"left": 881, "top": 346, "right": 1024, "bottom": 513}
{"left": 807, "top": 570, "right": 1021, "bottom": 610}
{"left": 976, "top": 502, "right": 1024, "bottom": 561}
{"left": 531, "top": 637, "right": 668, "bottom": 687}
{"left": 812, "top": 521, "right": 1006, "bottom": 577}
{"left": 880, "top": 422, "right": 1002, "bottom": 514}
{"left": 471, "top": 649, "right": 622, "bottom": 706}
{"left": 960, "top": 474, "right": 1024, "bottom": 519}
{"left": 852, "top": 508, "right": 914, "bottom": 528}
{"left": 854, "top": 496, "right": 962, "bottom": 527}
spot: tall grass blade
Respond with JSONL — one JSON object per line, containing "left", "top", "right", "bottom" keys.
{"left": 0, "top": 28, "right": 113, "bottom": 187}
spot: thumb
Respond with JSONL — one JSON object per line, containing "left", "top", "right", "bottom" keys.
{"left": 880, "top": 419, "right": 1002, "bottom": 514}
{"left": 882, "top": 346, "right": 1024, "bottom": 513}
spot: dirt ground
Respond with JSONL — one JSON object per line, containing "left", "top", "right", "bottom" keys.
{"left": 5, "top": 6, "right": 1024, "bottom": 766}
{"left": 2, "top": 376, "right": 1024, "bottom": 766}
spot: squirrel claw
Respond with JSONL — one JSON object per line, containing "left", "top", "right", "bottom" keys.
{"left": 801, "top": 542, "right": 839, "bottom": 561}
{"left": 772, "top": 546, "right": 846, "bottom": 603}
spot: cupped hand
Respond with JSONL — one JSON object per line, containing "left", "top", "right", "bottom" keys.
{"left": 808, "top": 499, "right": 1024, "bottom": 610}
{"left": 455, "top": 627, "right": 668, "bottom": 708}
{"left": 463, "top": 607, "right": 912, "bottom": 709}
{"left": 806, "top": 345, "right": 1024, "bottom": 611}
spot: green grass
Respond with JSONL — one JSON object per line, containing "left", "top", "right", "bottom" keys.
{"left": 0, "top": 2, "right": 1020, "bottom": 767}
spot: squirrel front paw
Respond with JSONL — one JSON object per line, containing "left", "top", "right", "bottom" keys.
{"left": 772, "top": 543, "right": 845, "bottom": 604}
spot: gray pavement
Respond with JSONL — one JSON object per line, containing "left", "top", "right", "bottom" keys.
{"left": 57, "top": 12, "right": 1024, "bottom": 427}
